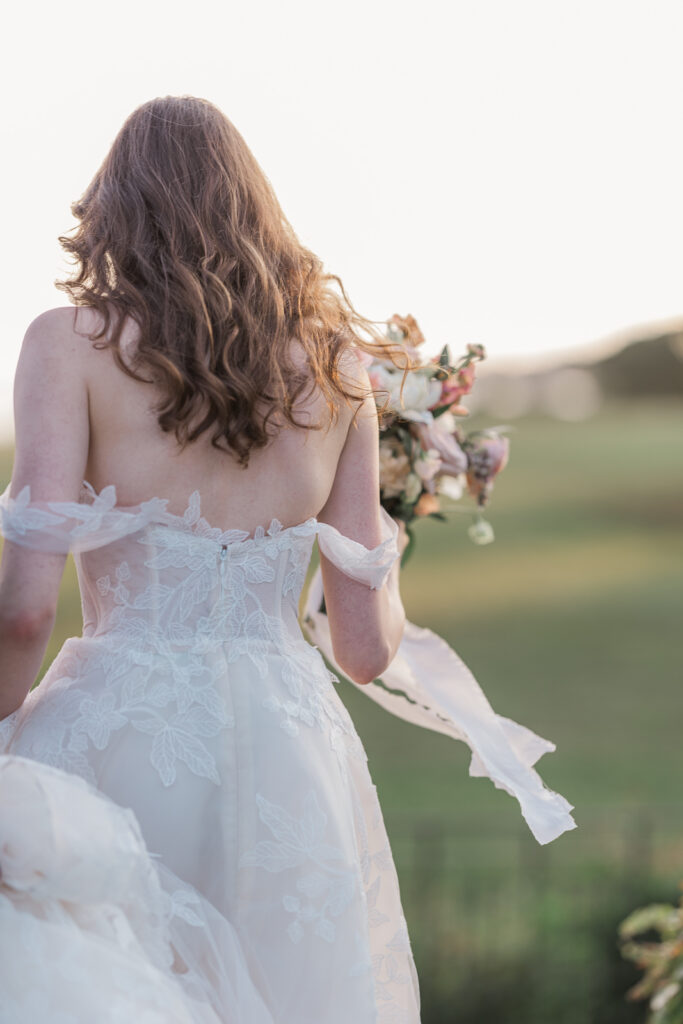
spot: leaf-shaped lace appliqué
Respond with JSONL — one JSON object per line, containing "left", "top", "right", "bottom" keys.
{"left": 9, "top": 643, "right": 235, "bottom": 789}
{"left": 239, "top": 789, "right": 358, "bottom": 945}
{"left": 1, "top": 486, "right": 66, "bottom": 535}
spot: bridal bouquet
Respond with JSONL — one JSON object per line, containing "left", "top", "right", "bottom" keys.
{"left": 360, "top": 314, "right": 511, "bottom": 552}
{"left": 303, "top": 313, "right": 576, "bottom": 847}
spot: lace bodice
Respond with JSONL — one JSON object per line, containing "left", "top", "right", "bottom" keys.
{"left": 0, "top": 480, "right": 400, "bottom": 656}
{"left": 0, "top": 478, "right": 401, "bottom": 794}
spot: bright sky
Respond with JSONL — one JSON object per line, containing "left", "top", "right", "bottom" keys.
{"left": 2, "top": 0, "right": 682, "bottom": 440}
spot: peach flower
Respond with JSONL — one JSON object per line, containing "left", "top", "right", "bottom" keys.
{"left": 378, "top": 437, "right": 411, "bottom": 499}
{"left": 388, "top": 314, "right": 425, "bottom": 349}
{"left": 414, "top": 493, "right": 441, "bottom": 517}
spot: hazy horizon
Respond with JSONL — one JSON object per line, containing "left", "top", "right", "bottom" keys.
{"left": 2, "top": 0, "right": 682, "bottom": 442}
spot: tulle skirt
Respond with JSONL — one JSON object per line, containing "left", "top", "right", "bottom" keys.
{"left": 0, "top": 641, "right": 421, "bottom": 1024}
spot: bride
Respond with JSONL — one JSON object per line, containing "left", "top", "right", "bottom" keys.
{"left": 0, "top": 94, "right": 421, "bottom": 1023}
{"left": 0, "top": 94, "right": 575, "bottom": 1023}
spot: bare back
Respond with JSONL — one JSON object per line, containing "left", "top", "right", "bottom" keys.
{"left": 6, "top": 303, "right": 403, "bottom": 689}
{"left": 77, "top": 308, "right": 356, "bottom": 532}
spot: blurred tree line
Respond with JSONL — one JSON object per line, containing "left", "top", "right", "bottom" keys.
{"left": 590, "top": 329, "right": 683, "bottom": 398}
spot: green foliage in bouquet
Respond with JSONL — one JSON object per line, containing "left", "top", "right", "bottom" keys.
{"left": 619, "top": 885, "right": 683, "bottom": 1023}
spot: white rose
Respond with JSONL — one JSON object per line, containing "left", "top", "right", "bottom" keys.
{"left": 437, "top": 410, "right": 457, "bottom": 432}
{"left": 404, "top": 472, "right": 423, "bottom": 503}
{"left": 437, "top": 474, "right": 466, "bottom": 500}
{"left": 374, "top": 368, "right": 442, "bottom": 421}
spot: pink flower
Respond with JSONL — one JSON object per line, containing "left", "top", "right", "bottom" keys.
{"left": 435, "top": 363, "right": 477, "bottom": 408}
{"left": 415, "top": 421, "right": 468, "bottom": 476}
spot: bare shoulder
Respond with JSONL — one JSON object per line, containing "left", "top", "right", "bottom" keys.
{"left": 337, "top": 343, "right": 370, "bottom": 388}
{"left": 280, "top": 337, "right": 364, "bottom": 424}
{"left": 20, "top": 306, "right": 103, "bottom": 372}
{"left": 288, "top": 335, "right": 368, "bottom": 384}
{"left": 23, "top": 305, "right": 88, "bottom": 348}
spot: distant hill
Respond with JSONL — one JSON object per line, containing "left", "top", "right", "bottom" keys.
{"left": 583, "top": 328, "right": 683, "bottom": 397}
{"left": 469, "top": 324, "right": 683, "bottom": 419}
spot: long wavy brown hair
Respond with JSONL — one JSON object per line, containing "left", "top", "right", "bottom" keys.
{"left": 55, "top": 95, "right": 410, "bottom": 466}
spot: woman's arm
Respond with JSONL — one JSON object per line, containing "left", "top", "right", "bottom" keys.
{"left": 0, "top": 308, "right": 89, "bottom": 718}
{"left": 0, "top": 595, "right": 60, "bottom": 720}
{"left": 317, "top": 366, "right": 407, "bottom": 685}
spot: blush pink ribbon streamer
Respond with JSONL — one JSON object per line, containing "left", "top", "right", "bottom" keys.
{"left": 303, "top": 566, "right": 576, "bottom": 846}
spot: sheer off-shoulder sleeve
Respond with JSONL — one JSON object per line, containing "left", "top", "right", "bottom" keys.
{"left": 314, "top": 505, "right": 400, "bottom": 590}
{"left": 0, "top": 483, "right": 167, "bottom": 555}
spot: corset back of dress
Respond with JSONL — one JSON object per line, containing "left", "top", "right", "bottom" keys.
{"left": 76, "top": 523, "right": 315, "bottom": 654}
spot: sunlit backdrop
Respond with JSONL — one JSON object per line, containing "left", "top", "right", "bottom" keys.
{"left": 2, "top": 4, "right": 682, "bottom": 1022}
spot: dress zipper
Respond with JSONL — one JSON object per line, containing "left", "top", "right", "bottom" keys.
{"left": 219, "top": 544, "right": 228, "bottom": 591}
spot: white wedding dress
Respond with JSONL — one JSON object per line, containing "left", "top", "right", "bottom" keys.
{"left": 0, "top": 480, "right": 421, "bottom": 1024}
{"left": 0, "top": 477, "right": 575, "bottom": 1023}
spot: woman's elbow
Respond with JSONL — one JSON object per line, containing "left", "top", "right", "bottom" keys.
{"left": 328, "top": 596, "right": 406, "bottom": 686}
{"left": 0, "top": 603, "right": 55, "bottom": 644}
{"left": 334, "top": 639, "right": 395, "bottom": 686}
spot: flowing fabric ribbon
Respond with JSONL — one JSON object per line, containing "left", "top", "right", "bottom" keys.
{"left": 303, "top": 566, "right": 576, "bottom": 845}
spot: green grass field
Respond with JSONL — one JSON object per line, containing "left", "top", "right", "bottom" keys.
{"left": 341, "top": 398, "right": 683, "bottom": 827}
{"left": 2, "top": 397, "right": 681, "bottom": 1022}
